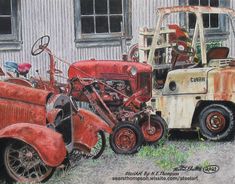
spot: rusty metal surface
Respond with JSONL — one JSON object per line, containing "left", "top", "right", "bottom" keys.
{"left": 0, "top": 81, "right": 51, "bottom": 106}
{"left": 4, "top": 78, "right": 33, "bottom": 87}
{"left": 114, "top": 127, "right": 137, "bottom": 152}
{"left": 0, "top": 98, "right": 46, "bottom": 128}
{"left": 141, "top": 120, "right": 163, "bottom": 142}
{"left": 68, "top": 59, "right": 152, "bottom": 101}
{"left": 73, "top": 109, "right": 111, "bottom": 152}
{"left": 0, "top": 82, "right": 48, "bottom": 128}
{"left": 209, "top": 67, "right": 235, "bottom": 101}
{"left": 157, "top": 6, "right": 235, "bottom": 16}
{"left": 0, "top": 123, "right": 67, "bottom": 167}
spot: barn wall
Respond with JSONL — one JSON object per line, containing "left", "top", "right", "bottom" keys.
{"left": 0, "top": 0, "right": 179, "bottom": 80}
{"left": 225, "top": 0, "right": 235, "bottom": 56}
{"left": 0, "top": 0, "right": 234, "bottom": 80}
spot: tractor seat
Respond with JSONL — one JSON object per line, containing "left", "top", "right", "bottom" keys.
{"left": 4, "top": 61, "right": 18, "bottom": 73}
{"left": 18, "top": 63, "right": 32, "bottom": 76}
{"left": 207, "top": 47, "right": 229, "bottom": 63}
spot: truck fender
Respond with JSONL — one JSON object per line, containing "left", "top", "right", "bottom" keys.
{"left": 78, "top": 108, "right": 112, "bottom": 134}
{"left": 72, "top": 109, "right": 112, "bottom": 152}
{"left": 0, "top": 123, "right": 66, "bottom": 167}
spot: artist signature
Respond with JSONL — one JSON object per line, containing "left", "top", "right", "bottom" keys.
{"left": 173, "top": 165, "right": 219, "bottom": 174}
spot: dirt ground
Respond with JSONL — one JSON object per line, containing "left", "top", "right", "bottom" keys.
{"left": 0, "top": 132, "right": 234, "bottom": 184}
{"left": 45, "top": 132, "right": 235, "bottom": 184}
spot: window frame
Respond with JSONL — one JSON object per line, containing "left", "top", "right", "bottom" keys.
{"left": 179, "top": 0, "right": 230, "bottom": 41}
{"left": 0, "top": 0, "right": 22, "bottom": 51}
{"left": 74, "top": 0, "right": 132, "bottom": 47}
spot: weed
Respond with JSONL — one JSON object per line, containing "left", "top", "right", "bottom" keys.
{"left": 138, "top": 144, "right": 189, "bottom": 170}
{"left": 199, "top": 160, "right": 211, "bottom": 168}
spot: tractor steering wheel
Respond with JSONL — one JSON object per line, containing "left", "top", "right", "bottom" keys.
{"left": 31, "top": 35, "right": 50, "bottom": 56}
{"left": 172, "top": 39, "right": 195, "bottom": 57}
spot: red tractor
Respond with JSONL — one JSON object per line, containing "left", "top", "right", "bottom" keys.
{"left": 3, "top": 36, "right": 167, "bottom": 154}
{"left": 68, "top": 60, "right": 166, "bottom": 154}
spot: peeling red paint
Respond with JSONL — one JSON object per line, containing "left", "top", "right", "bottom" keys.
{"left": 73, "top": 109, "right": 112, "bottom": 152}
{"left": 0, "top": 81, "right": 51, "bottom": 106}
{"left": 4, "top": 78, "right": 33, "bottom": 87}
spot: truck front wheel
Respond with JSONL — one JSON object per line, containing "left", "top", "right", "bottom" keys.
{"left": 199, "top": 104, "right": 235, "bottom": 141}
{"left": 4, "top": 140, "right": 54, "bottom": 183}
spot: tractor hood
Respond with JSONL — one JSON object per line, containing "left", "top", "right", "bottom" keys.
{"left": 68, "top": 59, "right": 152, "bottom": 79}
{"left": 0, "top": 81, "right": 52, "bottom": 106}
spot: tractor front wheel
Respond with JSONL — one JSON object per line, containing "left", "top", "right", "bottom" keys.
{"left": 141, "top": 115, "right": 168, "bottom": 145}
{"left": 109, "top": 123, "right": 143, "bottom": 154}
{"left": 199, "top": 104, "right": 235, "bottom": 141}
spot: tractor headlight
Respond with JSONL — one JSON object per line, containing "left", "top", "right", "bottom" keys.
{"left": 128, "top": 66, "right": 137, "bottom": 76}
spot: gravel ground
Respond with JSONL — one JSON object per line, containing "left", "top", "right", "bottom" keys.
{"left": 1, "top": 132, "right": 234, "bottom": 184}
{"left": 46, "top": 132, "right": 235, "bottom": 184}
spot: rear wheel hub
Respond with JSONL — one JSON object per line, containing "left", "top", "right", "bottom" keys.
{"left": 206, "top": 112, "right": 226, "bottom": 133}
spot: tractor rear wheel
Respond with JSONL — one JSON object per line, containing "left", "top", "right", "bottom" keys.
{"left": 141, "top": 115, "right": 168, "bottom": 145}
{"left": 199, "top": 104, "right": 235, "bottom": 141}
{"left": 109, "top": 123, "right": 143, "bottom": 154}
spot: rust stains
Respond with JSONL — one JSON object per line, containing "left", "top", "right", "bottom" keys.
{"left": 0, "top": 98, "right": 46, "bottom": 128}
{"left": 0, "top": 123, "right": 67, "bottom": 167}
{"left": 0, "top": 81, "right": 52, "bottom": 106}
{"left": 157, "top": 6, "right": 235, "bottom": 16}
{"left": 213, "top": 68, "right": 235, "bottom": 101}
{"left": 4, "top": 78, "right": 33, "bottom": 87}
{"left": 73, "top": 109, "right": 112, "bottom": 152}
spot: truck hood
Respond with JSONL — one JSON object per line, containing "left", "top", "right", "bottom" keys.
{"left": 0, "top": 81, "right": 52, "bottom": 106}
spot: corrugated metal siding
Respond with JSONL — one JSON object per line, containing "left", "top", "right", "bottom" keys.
{"left": 225, "top": 0, "right": 235, "bottom": 57}
{"left": 0, "top": 0, "right": 179, "bottom": 81}
{"left": 132, "top": 0, "right": 179, "bottom": 43}
{"left": 1, "top": 0, "right": 235, "bottom": 81}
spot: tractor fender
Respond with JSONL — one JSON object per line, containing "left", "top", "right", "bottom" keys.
{"left": 72, "top": 109, "right": 112, "bottom": 152}
{"left": 0, "top": 123, "right": 66, "bottom": 167}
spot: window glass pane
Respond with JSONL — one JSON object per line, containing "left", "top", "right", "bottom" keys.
{"left": 189, "top": 13, "right": 196, "bottom": 29}
{"left": 203, "top": 14, "right": 209, "bottom": 28}
{"left": 210, "top": 14, "right": 218, "bottom": 27}
{"left": 0, "top": 0, "right": 11, "bottom": 15}
{"left": 95, "top": 0, "right": 107, "bottom": 14}
{"left": 110, "top": 0, "right": 122, "bottom": 14}
{"left": 0, "top": 17, "right": 11, "bottom": 34}
{"left": 110, "top": 16, "right": 122, "bottom": 32}
{"left": 81, "top": 17, "right": 94, "bottom": 33}
{"left": 189, "top": 0, "right": 199, "bottom": 5}
{"left": 96, "top": 16, "right": 108, "bottom": 33}
{"left": 200, "top": 0, "right": 208, "bottom": 6}
{"left": 80, "top": 0, "right": 93, "bottom": 15}
{"left": 210, "top": 0, "right": 219, "bottom": 7}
